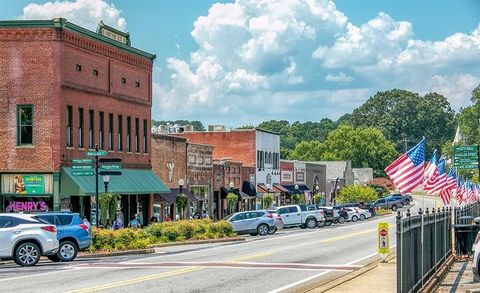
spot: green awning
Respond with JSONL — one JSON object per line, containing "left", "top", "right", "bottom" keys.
{"left": 60, "top": 167, "right": 170, "bottom": 196}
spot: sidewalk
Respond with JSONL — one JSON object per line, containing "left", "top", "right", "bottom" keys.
{"left": 437, "top": 260, "right": 480, "bottom": 293}
{"left": 308, "top": 255, "right": 396, "bottom": 293}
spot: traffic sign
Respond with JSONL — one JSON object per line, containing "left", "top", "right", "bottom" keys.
{"left": 72, "top": 159, "right": 94, "bottom": 164}
{"left": 454, "top": 145, "right": 478, "bottom": 152}
{"left": 456, "top": 164, "right": 479, "bottom": 170}
{"left": 99, "top": 165, "right": 122, "bottom": 170}
{"left": 72, "top": 171, "right": 94, "bottom": 176}
{"left": 454, "top": 158, "right": 478, "bottom": 163}
{"left": 99, "top": 158, "right": 122, "bottom": 163}
{"left": 85, "top": 150, "right": 108, "bottom": 157}
{"left": 378, "top": 222, "right": 389, "bottom": 256}
{"left": 72, "top": 165, "right": 94, "bottom": 170}
{"left": 99, "top": 171, "right": 122, "bottom": 176}
{"left": 454, "top": 152, "right": 478, "bottom": 158}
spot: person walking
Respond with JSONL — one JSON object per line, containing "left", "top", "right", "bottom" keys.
{"left": 128, "top": 215, "right": 141, "bottom": 228}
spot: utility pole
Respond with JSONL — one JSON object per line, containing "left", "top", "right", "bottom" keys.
{"left": 404, "top": 137, "right": 408, "bottom": 153}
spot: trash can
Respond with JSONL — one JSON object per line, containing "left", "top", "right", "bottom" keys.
{"left": 454, "top": 224, "right": 480, "bottom": 255}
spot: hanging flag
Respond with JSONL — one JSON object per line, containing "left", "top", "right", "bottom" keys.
{"left": 432, "top": 159, "right": 448, "bottom": 193}
{"left": 456, "top": 179, "right": 465, "bottom": 204}
{"left": 385, "top": 139, "right": 426, "bottom": 194}
{"left": 440, "top": 168, "right": 457, "bottom": 205}
{"left": 467, "top": 181, "right": 475, "bottom": 204}
{"left": 424, "top": 152, "right": 439, "bottom": 195}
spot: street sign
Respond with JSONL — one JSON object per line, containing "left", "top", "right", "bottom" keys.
{"left": 85, "top": 150, "right": 108, "bottom": 157}
{"left": 99, "top": 171, "right": 122, "bottom": 176}
{"left": 454, "top": 145, "right": 479, "bottom": 152}
{"left": 99, "top": 164, "right": 122, "bottom": 170}
{"left": 456, "top": 164, "right": 479, "bottom": 170}
{"left": 72, "top": 159, "right": 94, "bottom": 164}
{"left": 99, "top": 158, "right": 122, "bottom": 163}
{"left": 72, "top": 165, "right": 94, "bottom": 170}
{"left": 454, "top": 158, "right": 479, "bottom": 163}
{"left": 72, "top": 171, "right": 94, "bottom": 176}
{"left": 378, "top": 222, "right": 390, "bottom": 256}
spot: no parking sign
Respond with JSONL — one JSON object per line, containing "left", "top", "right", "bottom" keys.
{"left": 378, "top": 222, "right": 390, "bottom": 255}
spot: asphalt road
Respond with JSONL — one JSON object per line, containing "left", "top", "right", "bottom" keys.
{"left": 0, "top": 196, "right": 437, "bottom": 293}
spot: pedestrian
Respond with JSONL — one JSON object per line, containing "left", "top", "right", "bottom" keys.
{"left": 113, "top": 214, "right": 123, "bottom": 230}
{"left": 83, "top": 216, "right": 92, "bottom": 234}
{"left": 128, "top": 215, "right": 141, "bottom": 228}
{"left": 165, "top": 215, "right": 171, "bottom": 222}
{"left": 201, "top": 210, "right": 209, "bottom": 219}
{"left": 149, "top": 216, "right": 158, "bottom": 224}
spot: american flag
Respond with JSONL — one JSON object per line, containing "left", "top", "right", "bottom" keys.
{"left": 423, "top": 152, "right": 439, "bottom": 195}
{"left": 432, "top": 159, "right": 448, "bottom": 193}
{"left": 467, "top": 181, "right": 475, "bottom": 204}
{"left": 385, "top": 139, "right": 426, "bottom": 194}
{"left": 439, "top": 168, "right": 457, "bottom": 205}
{"left": 455, "top": 179, "right": 465, "bottom": 204}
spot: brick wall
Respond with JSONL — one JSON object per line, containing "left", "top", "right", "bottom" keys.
{"left": 176, "top": 130, "right": 256, "bottom": 167}
{"left": 186, "top": 143, "right": 213, "bottom": 187}
{"left": 151, "top": 134, "right": 187, "bottom": 189}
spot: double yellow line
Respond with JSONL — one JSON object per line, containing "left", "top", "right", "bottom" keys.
{"left": 65, "top": 252, "right": 273, "bottom": 293}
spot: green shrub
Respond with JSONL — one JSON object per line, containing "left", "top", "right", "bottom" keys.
{"left": 337, "top": 185, "right": 378, "bottom": 204}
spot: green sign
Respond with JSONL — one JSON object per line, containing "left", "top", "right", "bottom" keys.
{"left": 456, "top": 164, "right": 479, "bottom": 170}
{"left": 72, "top": 159, "right": 94, "bottom": 164}
{"left": 14, "top": 175, "right": 44, "bottom": 195}
{"left": 85, "top": 150, "right": 108, "bottom": 157}
{"left": 454, "top": 152, "right": 478, "bottom": 158}
{"left": 454, "top": 145, "right": 478, "bottom": 152}
{"left": 100, "top": 165, "right": 122, "bottom": 170}
{"left": 72, "top": 171, "right": 94, "bottom": 176}
{"left": 72, "top": 165, "right": 94, "bottom": 170}
{"left": 454, "top": 158, "right": 479, "bottom": 164}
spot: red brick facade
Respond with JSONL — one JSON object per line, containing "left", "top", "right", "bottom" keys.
{"left": 0, "top": 23, "right": 154, "bottom": 172}
{"left": 151, "top": 134, "right": 187, "bottom": 189}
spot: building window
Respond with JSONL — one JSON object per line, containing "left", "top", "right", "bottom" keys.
{"left": 118, "top": 115, "right": 123, "bottom": 151}
{"left": 93, "top": 69, "right": 98, "bottom": 76}
{"left": 135, "top": 118, "right": 139, "bottom": 152}
{"left": 17, "top": 105, "right": 33, "bottom": 145}
{"left": 88, "top": 110, "right": 94, "bottom": 149}
{"left": 78, "top": 108, "right": 84, "bottom": 148}
{"left": 121, "top": 77, "right": 126, "bottom": 84}
{"left": 143, "top": 119, "right": 147, "bottom": 153}
{"left": 108, "top": 113, "right": 114, "bottom": 150}
{"left": 76, "top": 64, "right": 82, "bottom": 71}
{"left": 99, "top": 111, "right": 104, "bottom": 149}
{"left": 126, "top": 116, "right": 131, "bottom": 152}
{"left": 66, "top": 105, "right": 72, "bottom": 147}
{"left": 135, "top": 81, "right": 140, "bottom": 88}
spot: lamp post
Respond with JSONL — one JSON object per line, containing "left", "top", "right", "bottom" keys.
{"left": 315, "top": 185, "right": 319, "bottom": 205}
{"left": 294, "top": 184, "right": 299, "bottom": 204}
{"left": 266, "top": 183, "right": 271, "bottom": 208}
{"left": 103, "top": 175, "right": 110, "bottom": 194}
{"left": 178, "top": 178, "right": 184, "bottom": 194}
{"left": 229, "top": 181, "right": 235, "bottom": 212}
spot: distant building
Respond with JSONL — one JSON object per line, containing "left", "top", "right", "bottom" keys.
{"left": 352, "top": 168, "right": 374, "bottom": 185}
{"left": 314, "top": 161, "right": 354, "bottom": 203}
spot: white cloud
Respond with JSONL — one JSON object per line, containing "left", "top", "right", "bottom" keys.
{"left": 423, "top": 74, "right": 480, "bottom": 110}
{"left": 19, "top": 0, "right": 126, "bottom": 31}
{"left": 325, "top": 72, "right": 354, "bottom": 83}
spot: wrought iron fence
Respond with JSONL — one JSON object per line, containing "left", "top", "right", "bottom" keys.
{"left": 396, "top": 207, "right": 452, "bottom": 293}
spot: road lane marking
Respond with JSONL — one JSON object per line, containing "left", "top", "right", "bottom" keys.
{"left": 228, "top": 252, "right": 273, "bottom": 262}
{"left": 319, "top": 229, "right": 376, "bottom": 243}
{"left": 64, "top": 266, "right": 203, "bottom": 293}
{"left": 0, "top": 269, "right": 76, "bottom": 282}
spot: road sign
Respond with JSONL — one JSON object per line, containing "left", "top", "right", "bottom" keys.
{"left": 85, "top": 150, "right": 108, "bottom": 157}
{"left": 456, "top": 164, "right": 479, "bottom": 170}
{"left": 72, "top": 165, "right": 94, "bottom": 170}
{"left": 99, "top": 164, "right": 122, "bottom": 170}
{"left": 454, "top": 145, "right": 479, "bottom": 152}
{"left": 72, "top": 159, "right": 94, "bottom": 164}
{"left": 72, "top": 171, "right": 94, "bottom": 176}
{"left": 99, "top": 171, "right": 122, "bottom": 176}
{"left": 378, "top": 222, "right": 390, "bottom": 255}
{"left": 99, "top": 158, "right": 122, "bottom": 163}
{"left": 454, "top": 158, "right": 479, "bottom": 163}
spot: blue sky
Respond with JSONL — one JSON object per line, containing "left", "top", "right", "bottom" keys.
{"left": 2, "top": 0, "right": 480, "bottom": 127}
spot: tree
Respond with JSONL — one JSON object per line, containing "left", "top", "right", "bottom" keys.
{"left": 290, "top": 140, "right": 324, "bottom": 161}
{"left": 313, "top": 194, "right": 322, "bottom": 205}
{"left": 98, "top": 193, "right": 118, "bottom": 227}
{"left": 337, "top": 185, "right": 378, "bottom": 204}
{"left": 263, "top": 193, "right": 274, "bottom": 208}
{"left": 458, "top": 85, "right": 480, "bottom": 144}
{"left": 226, "top": 193, "right": 238, "bottom": 214}
{"left": 176, "top": 194, "right": 188, "bottom": 220}
{"left": 320, "top": 125, "right": 398, "bottom": 177}
{"left": 367, "top": 178, "right": 395, "bottom": 197}
{"left": 350, "top": 89, "right": 456, "bottom": 153}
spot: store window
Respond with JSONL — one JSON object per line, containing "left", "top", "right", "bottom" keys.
{"left": 143, "top": 119, "right": 148, "bottom": 153}
{"left": 1, "top": 174, "right": 53, "bottom": 213}
{"left": 118, "top": 115, "right": 123, "bottom": 151}
{"left": 108, "top": 113, "right": 114, "bottom": 150}
{"left": 17, "top": 105, "right": 33, "bottom": 145}
{"left": 89, "top": 110, "right": 94, "bottom": 149}
{"left": 126, "top": 116, "right": 131, "bottom": 152}
{"left": 135, "top": 118, "right": 139, "bottom": 152}
{"left": 78, "top": 108, "right": 84, "bottom": 148}
{"left": 67, "top": 106, "right": 73, "bottom": 147}
{"left": 99, "top": 112, "right": 104, "bottom": 149}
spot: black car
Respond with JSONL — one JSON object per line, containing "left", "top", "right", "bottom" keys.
{"left": 386, "top": 194, "right": 411, "bottom": 205}
{"left": 332, "top": 206, "right": 349, "bottom": 223}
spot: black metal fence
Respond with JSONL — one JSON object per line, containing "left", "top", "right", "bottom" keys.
{"left": 454, "top": 202, "right": 480, "bottom": 224}
{"left": 396, "top": 207, "right": 452, "bottom": 293}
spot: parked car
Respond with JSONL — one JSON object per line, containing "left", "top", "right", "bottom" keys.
{"left": 312, "top": 206, "right": 334, "bottom": 226}
{"left": 353, "top": 208, "right": 373, "bottom": 221}
{"left": 386, "top": 194, "right": 412, "bottom": 206}
{"left": 473, "top": 230, "right": 480, "bottom": 281}
{"left": 266, "top": 210, "right": 284, "bottom": 233}
{"left": 339, "top": 203, "right": 377, "bottom": 216}
{"left": 331, "top": 206, "right": 348, "bottom": 223}
{"left": 374, "top": 197, "right": 404, "bottom": 211}
{"left": 276, "top": 204, "right": 325, "bottom": 229}
{"left": 0, "top": 213, "right": 59, "bottom": 266}
{"left": 224, "top": 210, "right": 275, "bottom": 236}
{"left": 342, "top": 208, "right": 361, "bottom": 222}
{"left": 35, "top": 212, "right": 91, "bottom": 262}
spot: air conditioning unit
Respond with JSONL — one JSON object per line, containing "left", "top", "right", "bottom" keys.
{"left": 208, "top": 125, "right": 226, "bottom": 132}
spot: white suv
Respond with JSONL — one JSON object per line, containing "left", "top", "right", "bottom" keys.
{"left": 0, "top": 214, "right": 59, "bottom": 266}
{"left": 473, "top": 231, "right": 480, "bottom": 282}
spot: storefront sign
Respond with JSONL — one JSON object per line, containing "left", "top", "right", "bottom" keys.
{"left": 281, "top": 171, "right": 293, "bottom": 182}
{"left": 100, "top": 28, "right": 128, "bottom": 44}
{"left": 6, "top": 200, "right": 49, "bottom": 212}
{"left": 14, "top": 175, "right": 44, "bottom": 194}
{"left": 296, "top": 172, "right": 305, "bottom": 182}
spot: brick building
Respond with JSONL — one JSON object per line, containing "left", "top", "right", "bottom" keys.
{"left": 0, "top": 19, "right": 169, "bottom": 225}
{"left": 186, "top": 143, "right": 213, "bottom": 217}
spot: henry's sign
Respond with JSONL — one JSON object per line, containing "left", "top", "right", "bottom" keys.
{"left": 5, "top": 200, "right": 49, "bottom": 213}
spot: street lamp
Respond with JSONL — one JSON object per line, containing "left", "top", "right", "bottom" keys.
{"left": 266, "top": 183, "right": 271, "bottom": 194}
{"left": 229, "top": 181, "right": 234, "bottom": 192}
{"left": 103, "top": 175, "right": 110, "bottom": 194}
{"left": 315, "top": 185, "right": 319, "bottom": 205}
{"left": 178, "top": 178, "right": 184, "bottom": 194}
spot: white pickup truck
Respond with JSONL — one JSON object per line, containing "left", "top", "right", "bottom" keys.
{"left": 276, "top": 204, "right": 325, "bottom": 229}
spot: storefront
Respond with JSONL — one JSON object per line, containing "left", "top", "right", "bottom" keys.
{"left": 1, "top": 174, "right": 56, "bottom": 213}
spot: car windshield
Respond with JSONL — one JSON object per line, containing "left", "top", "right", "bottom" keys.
{"left": 222, "top": 214, "right": 235, "bottom": 221}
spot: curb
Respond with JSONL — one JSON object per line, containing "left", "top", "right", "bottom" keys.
{"left": 148, "top": 236, "right": 246, "bottom": 248}
{"left": 301, "top": 251, "right": 397, "bottom": 293}
{"left": 78, "top": 248, "right": 156, "bottom": 259}
{"left": 419, "top": 254, "right": 455, "bottom": 293}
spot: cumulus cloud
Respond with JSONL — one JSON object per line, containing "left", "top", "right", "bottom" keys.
{"left": 422, "top": 74, "right": 480, "bottom": 110}
{"left": 19, "top": 0, "right": 126, "bottom": 31}
{"left": 325, "top": 72, "right": 354, "bottom": 83}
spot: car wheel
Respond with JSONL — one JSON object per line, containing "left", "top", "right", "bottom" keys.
{"left": 360, "top": 214, "right": 366, "bottom": 221}
{"left": 268, "top": 227, "right": 277, "bottom": 234}
{"left": 317, "top": 221, "right": 325, "bottom": 228}
{"left": 57, "top": 240, "right": 78, "bottom": 262}
{"left": 306, "top": 218, "right": 317, "bottom": 229}
{"left": 14, "top": 242, "right": 41, "bottom": 266}
{"left": 338, "top": 217, "right": 346, "bottom": 224}
{"left": 257, "top": 224, "right": 269, "bottom": 236}
{"left": 325, "top": 221, "right": 332, "bottom": 226}
{"left": 391, "top": 205, "right": 398, "bottom": 211}
{"left": 47, "top": 255, "right": 60, "bottom": 262}
{"left": 352, "top": 215, "right": 358, "bottom": 222}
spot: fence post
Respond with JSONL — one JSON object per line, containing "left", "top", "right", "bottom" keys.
{"left": 397, "top": 210, "right": 403, "bottom": 293}
{"left": 419, "top": 207, "right": 424, "bottom": 289}
{"left": 433, "top": 207, "right": 437, "bottom": 271}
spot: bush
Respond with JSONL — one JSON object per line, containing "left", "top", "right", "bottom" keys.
{"left": 337, "top": 185, "right": 378, "bottom": 204}
{"left": 367, "top": 178, "right": 395, "bottom": 197}
{"left": 376, "top": 208, "right": 392, "bottom": 216}
{"left": 90, "top": 219, "right": 236, "bottom": 252}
